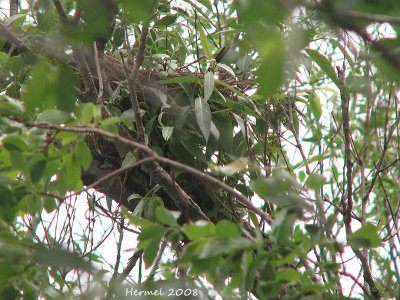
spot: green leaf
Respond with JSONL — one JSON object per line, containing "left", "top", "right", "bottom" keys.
{"left": 119, "top": 0, "right": 155, "bottom": 22}
{"left": 18, "top": 194, "right": 41, "bottom": 215}
{"left": 155, "top": 206, "right": 179, "bottom": 227}
{"left": 56, "top": 64, "right": 78, "bottom": 112}
{"left": 348, "top": 223, "right": 381, "bottom": 249}
{"left": 305, "top": 224, "right": 321, "bottom": 247}
{"left": 113, "top": 26, "right": 125, "bottom": 47}
{"left": 8, "top": 150, "right": 28, "bottom": 172}
{"left": 276, "top": 268, "right": 301, "bottom": 283}
{"left": 271, "top": 209, "right": 297, "bottom": 244}
{"left": 139, "top": 223, "right": 165, "bottom": 243}
{"left": 251, "top": 170, "right": 300, "bottom": 198}
{"left": 213, "top": 95, "right": 257, "bottom": 117}
{"left": 76, "top": 103, "right": 102, "bottom": 124}
{"left": 293, "top": 151, "right": 329, "bottom": 169}
{"left": 99, "top": 117, "right": 120, "bottom": 134}
{"left": 195, "top": 97, "right": 212, "bottom": 142}
{"left": 22, "top": 61, "right": 77, "bottom": 112}
{"left": 198, "top": 25, "right": 214, "bottom": 60}
{"left": 306, "top": 173, "right": 326, "bottom": 190}
{"left": 155, "top": 14, "right": 177, "bottom": 27}
{"left": 0, "top": 95, "right": 24, "bottom": 116}
{"left": 306, "top": 49, "right": 339, "bottom": 86}
{"left": 56, "top": 152, "right": 82, "bottom": 193}
{"left": 184, "top": 222, "right": 215, "bottom": 241}
{"left": 213, "top": 113, "right": 233, "bottom": 152}
{"left": 73, "top": 141, "right": 92, "bottom": 170}
{"left": 180, "top": 241, "right": 203, "bottom": 262}
{"left": 36, "top": 108, "right": 72, "bottom": 124}
{"left": 257, "top": 32, "right": 285, "bottom": 97}
{"left": 239, "top": 0, "right": 286, "bottom": 24}
{"left": 216, "top": 220, "right": 240, "bottom": 238}
{"left": 22, "top": 61, "right": 55, "bottom": 111}
{"left": 121, "top": 152, "right": 137, "bottom": 168}
{"left": 29, "top": 157, "right": 46, "bottom": 184}
{"left": 43, "top": 196, "right": 58, "bottom": 213}
{"left": 123, "top": 208, "right": 154, "bottom": 227}
{"left": 198, "top": 237, "right": 253, "bottom": 259}
{"left": 214, "top": 79, "right": 245, "bottom": 97}
{"left": 55, "top": 131, "right": 78, "bottom": 145}
{"left": 143, "top": 238, "right": 161, "bottom": 268}
{"left": 309, "top": 93, "right": 322, "bottom": 120}
{"left": 2, "top": 135, "right": 29, "bottom": 152}
{"left": 197, "top": 0, "right": 212, "bottom": 10}
{"left": 248, "top": 211, "right": 260, "bottom": 228}
{"left": 203, "top": 71, "right": 214, "bottom": 101}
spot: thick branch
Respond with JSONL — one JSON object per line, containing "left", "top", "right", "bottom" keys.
{"left": 52, "top": 0, "right": 69, "bottom": 24}
{"left": 0, "top": 22, "right": 32, "bottom": 55}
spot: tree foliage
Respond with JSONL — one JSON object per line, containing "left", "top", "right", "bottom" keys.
{"left": 1, "top": 0, "right": 400, "bottom": 299}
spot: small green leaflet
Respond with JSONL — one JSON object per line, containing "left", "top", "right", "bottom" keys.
{"left": 214, "top": 79, "right": 244, "bottom": 97}
{"left": 162, "top": 126, "right": 174, "bottom": 141}
{"left": 197, "top": 0, "right": 212, "bottom": 10}
{"left": 306, "top": 49, "right": 339, "bottom": 87}
{"left": 306, "top": 173, "right": 326, "bottom": 190}
{"left": 309, "top": 92, "right": 322, "bottom": 120}
{"left": 204, "top": 71, "right": 214, "bottom": 101}
{"left": 154, "top": 14, "right": 177, "bottom": 27}
{"left": 348, "top": 223, "right": 381, "bottom": 249}
{"left": 198, "top": 25, "right": 213, "bottom": 60}
{"left": 195, "top": 97, "right": 212, "bottom": 142}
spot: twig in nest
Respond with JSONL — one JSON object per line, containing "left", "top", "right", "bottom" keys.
{"left": 93, "top": 41, "right": 104, "bottom": 103}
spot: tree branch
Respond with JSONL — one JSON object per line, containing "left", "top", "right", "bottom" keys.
{"left": 19, "top": 121, "right": 273, "bottom": 224}
{"left": 121, "top": 21, "right": 150, "bottom": 142}
{"left": 337, "top": 66, "right": 382, "bottom": 300}
{"left": 0, "top": 22, "right": 32, "bottom": 55}
{"left": 52, "top": 0, "right": 69, "bottom": 25}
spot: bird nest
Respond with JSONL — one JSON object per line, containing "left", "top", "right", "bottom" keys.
{"left": 102, "top": 53, "right": 254, "bottom": 101}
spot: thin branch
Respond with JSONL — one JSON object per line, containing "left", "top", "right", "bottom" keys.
{"left": 337, "top": 66, "right": 353, "bottom": 234}
{"left": 72, "top": 47, "right": 98, "bottom": 101}
{"left": 122, "top": 21, "right": 151, "bottom": 142}
{"left": 361, "top": 118, "right": 400, "bottom": 204}
{"left": 105, "top": 217, "right": 125, "bottom": 300}
{"left": 110, "top": 249, "right": 144, "bottom": 288}
{"left": 71, "top": 157, "right": 156, "bottom": 199}
{"left": 93, "top": 41, "right": 104, "bottom": 103}
{"left": 337, "top": 65, "right": 382, "bottom": 300}
{"left": 339, "top": 271, "right": 371, "bottom": 298}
